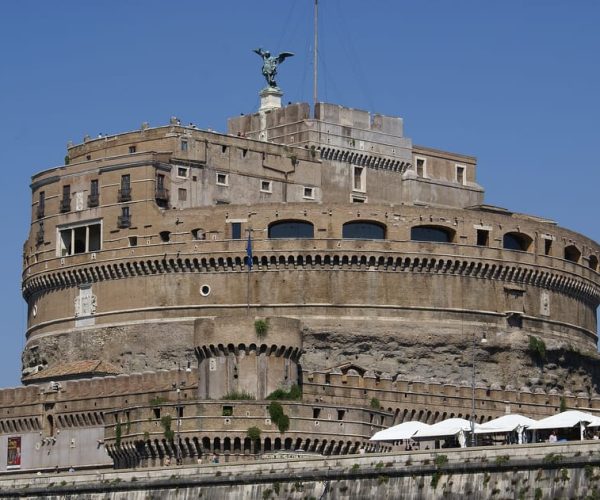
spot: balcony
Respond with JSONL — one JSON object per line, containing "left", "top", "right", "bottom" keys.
{"left": 88, "top": 193, "right": 99, "bottom": 208}
{"left": 117, "top": 215, "right": 131, "bottom": 229}
{"left": 118, "top": 187, "right": 132, "bottom": 203}
{"left": 60, "top": 198, "right": 71, "bottom": 213}
{"left": 155, "top": 187, "right": 169, "bottom": 201}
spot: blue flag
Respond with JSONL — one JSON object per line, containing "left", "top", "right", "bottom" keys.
{"left": 245, "top": 231, "right": 253, "bottom": 269}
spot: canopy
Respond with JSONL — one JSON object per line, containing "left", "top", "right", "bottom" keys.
{"left": 413, "top": 418, "right": 480, "bottom": 439}
{"left": 474, "top": 414, "right": 537, "bottom": 435}
{"left": 527, "top": 410, "right": 600, "bottom": 430}
{"left": 370, "top": 421, "right": 431, "bottom": 442}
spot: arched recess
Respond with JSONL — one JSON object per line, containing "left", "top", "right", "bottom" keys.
{"left": 564, "top": 245, "right": 581, "bottom": 263}
{"left": 268, "top": 220, "right": 314, "bottom": 239}
{"left": 411, "top": 225, "right": 455, "bottom": 243}
{"left": 503, "top": 232, "right": 532, "bottom": 252}
{"left": 589, "top": 255, "right": 599, "bottom": 271}
{"left": 342, "top": 221, "right": 386, "bottom": 240}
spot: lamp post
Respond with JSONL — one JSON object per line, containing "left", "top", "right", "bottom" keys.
{"left": 175, "top": 361, "right": 192, "bottom": 465}
{"left": 471, "top": 333, "right": 487, "bottom": 447}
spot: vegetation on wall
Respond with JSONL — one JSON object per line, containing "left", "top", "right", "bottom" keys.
{"left": 254, "top": 319, "right": 269, "bottom": 338}
{"left": 150, "top": 396, "right": 167, "bottom": 406}
{"left": 266, "top": 384, "right": 302, "bottom": 401}
{"left": 268, "top": 401, "right": 290, "bottom": 433}
{"left": 528, "top": 335, "right": 547, "bottom": 364}
{"left": 247, "top": 426, "right": 261, "bottom": 442}
{"left": 370, "top": 397, "right": 381, "bottom": 409}
{"left": 160, "top": 415, "right": 175, "bottom": 441}
{"left": 222, "top": 390, "right": 255, "bottom": 400}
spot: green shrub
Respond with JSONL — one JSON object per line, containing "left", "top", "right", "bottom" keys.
{"left": 160, "top": 415, "right": 174, "bottom": 441}
{"left": 247, "top": 426, "right": 261, "bottom": 441}
{"left": 266, "top": 384, "right": 302, "bottom": 401}
{"left": 150, "top": 396, "right": 167, "bottom": 406}
{"left": 543, "top": 453, "right": 564, "bottom": 465}
{"left": 534, "top": 487, "right": 542, "bottom": 500}
{"left": 277, "top": 414, "right": 290, "bottom": 433}
{"left": 255, "top": 319, "right": 269, "bottom": 338}
{"left": 495, "top": 455, "right": 510, "bottom": 465}
{"left": 528, "top": 336, "right": 547, "bottom": 363}
{"left": 370, "top": 397, "right": 381, "bottom": 409}
{"left": 431, "top": 470, "right": 442, "bottom": 489}
{"left": 434, "top": 454, "right": 448, "bottom": 467}
{"left": 222, "top": 390, "right": 255, "bottom": 400}
{"left": 268, "top": 401, "right": 290, "bottom": 433}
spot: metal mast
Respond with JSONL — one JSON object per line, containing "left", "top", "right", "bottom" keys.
{"left": 313, "top": 0, "right": 318, "bottom": 114}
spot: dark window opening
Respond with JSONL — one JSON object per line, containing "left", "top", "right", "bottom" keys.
{"left": 268, "top": 220, "right": 314, "bottom": 239}
{"left": 337, "top": 410, "right": 345, "bottom": 421}
{"left": 181, "top": 140, "right": 188, "bottom": 152}
{"left": 411, "top": 225, "right": 454, "bottom": 243}
{"left": 476, "top": 229, "right": 489, "bottom": 247}
{"left": 242, "top": 148, "right": 248, "bottom": 158}
{"left": 59, "top": 223, "right": 102, "bottom": 256}
{"left": 416, "top": 158, "right": 425, "bottom": 177}
{"left": 589, "top": 255, "right": 599, "bottom": 271}
{"left": 231, "top": 222, "right": 242, "bottom": 240}
{"left": 503, "top": 232, "right": 532, "bottom": 252}
{"left": 86, "top": 155, "right": 91, "bottom": 161}
{"left": 177, "top": 406, "right": 184, "bottom": 418}
{"left": 313, "top": 408, "right": 321, "bottom": 419}
{"left": 177, "top": 167, "right": 188, "bottom": 177}
{"left": 128, "top": 236, "right": 138, "bottom": 247}
{"left": 37, "top": 191, "right": 45, "bottom": 218}
{"left": 564, "top": 245, "right": 581, "bottom": 263}
{"left": 118, "top": 207, "right": 131, "bottom": 228}
{"left": 221, "top": 145, "right": 227, "bottom": 153}
{"left": 128, "top": 146, "right": 136, "bottom": 154}
{"left": 456, "top": 166, "right": 465, "bottom": 184}
{"left": 191, "top": 228, "right": 205, "bottom": 240}
{"left": 119, "top": 175, "right": 131, "bottom": 202}
{"left": 544, "top": 239, "right": 552, "bottom": 256}
{"left": 222, "top": 406, "right": 233, "bottom": 417}
{"left": 155, "top": 174, "right": 168, "bottom": 207}
{"left": 60, "top": 185, "right": 71, "bottom": 213}
{"left": 88, "top": 180, "right": 99, "bottom": 207}
{"left": 153, "top": 408, "right": 160, "bottom": 419}
{"left": 343, "top": 221, "right": 386, "bottom": 240}
{"left": 159, "top": 231, "right": 171, "bottom": 242}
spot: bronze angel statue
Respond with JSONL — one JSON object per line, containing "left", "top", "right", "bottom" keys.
{"left": 253, "top": 48, "right": 294, "bottom": 88}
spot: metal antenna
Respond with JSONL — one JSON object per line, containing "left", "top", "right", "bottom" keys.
{"left": 313, "top": 0, "right": 318, "bottom": 115}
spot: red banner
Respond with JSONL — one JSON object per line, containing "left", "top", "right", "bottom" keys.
{"left": 7, "top": 437, "right": 21, "bottom": 468}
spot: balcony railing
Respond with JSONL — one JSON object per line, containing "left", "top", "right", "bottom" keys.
{"left": 155, "top": 187, "right": 169, "bottom": 201}
{"left": 60, "top": 198, "right": 71, "bottom": 213}
{"left": 88, "top": 193, "right": 100, "bottom": 208}
{"left": 117, "top": 215, "right": 131, "bottom": 229}
{"left": 118, "top": 187, "right": 132, "bottom": 203}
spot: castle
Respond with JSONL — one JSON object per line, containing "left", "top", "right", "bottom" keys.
{"left": 1, "top": 89, "right": 599, "bottom": 471}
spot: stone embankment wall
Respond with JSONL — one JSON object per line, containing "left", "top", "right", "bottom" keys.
{"left": 0, "top": 442, "right": 599, "bottom": 499}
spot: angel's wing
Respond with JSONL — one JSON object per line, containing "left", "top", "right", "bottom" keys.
{"left": 276, "top": 52, "right": 295, "bottom": 64}
{"left": 253, "top": 48, "right": 267, "bottom": 57}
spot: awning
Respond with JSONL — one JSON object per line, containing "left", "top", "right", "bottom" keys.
{"left": 413, "top": 418, "right": 481, "bottom": 439}
{"left": 475, "top": 414, "right": 537, "bottom": 434}
{"left": 527, "top": 410, "right": 600, "bottom": 430}
{"left": 370, "top": 421, "right": 431, "bottom": 442}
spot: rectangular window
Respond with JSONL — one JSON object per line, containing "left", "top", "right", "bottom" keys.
{"left": 178, "top": 188, "right": 187, "bottom": 201}
{"left": 128, "top": 145, "right": 136, "bottom": 154}
{"left": 303, "top": 187, "right": 314, "bottom": 199}
{"left": 58, "top": 221, "right": 102, "bottom": 256}
{"left": 177, "top": 167, "right": 188, "bottom": 178}
{"left": 216, "top": 172, "right": 229, "bottom": 186}
{"left": 181, "top": 140, "right": 188, "bottom": 152}
{"left": 121, "top": 174, "right": 130, "bottom": 190}
{"left": 60, "top": 185, "right": 71, "bottom": 212}
{"left": 544, "top": 238, "right": 553, "bottom": 256}
{"left": 456, "top": 165, "right": 466, "bottom": 184}
{"left": 231, "top": 222, "right": 242, "bottom": 240}
{"left": 128, "top": 236, "right": 138, "bottom": 247}
{"left": 90, "top": 179, "right": 99, "bottom": 196}
{"left": 353, "top": 166, "right": 365, "bottom": 192}
{"left": 119, "top": 175, "right": 131, "bottom": 202}
{"left": 476, "top": 229, "right": 489, "bottom": 247}
{"left": 416, "top": 157, "right": 426, "bottom": 177}
{"left": 260, "top": 180, "right": 272, "bottom": 193}
{"left": 37, "top": 191, "right": 45, "bottom": 218}
{"left": 88, "top": 179, "right": 99, "bottom": 207}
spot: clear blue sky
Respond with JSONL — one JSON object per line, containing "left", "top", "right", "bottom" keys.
{"left": 0, "top": 1, "right": 598, "bottom": 387}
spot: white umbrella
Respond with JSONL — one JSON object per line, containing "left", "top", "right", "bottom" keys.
{"left": 527, "top": 410, "right": 600, "bottom": 430}
{"left": 370, "top": 421, "right": 431, "bottom": 442}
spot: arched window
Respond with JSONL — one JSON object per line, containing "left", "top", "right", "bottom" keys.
{"left": 589, "top": 255, "right": 599, "bottom": 271}
{"left": 564, "top": 245, "right": 581, "bottom": 263}
{"left": 503, "top": 232, "right": 532, "bottom": 252}
{"left": 342, "top": 221, "right": 386, "bottom": 240}
{"left": 268, "top": 220, "right": 314, "bottom": 239}
{"left": 411, "top": 225, "right": 455, "bottom": 243}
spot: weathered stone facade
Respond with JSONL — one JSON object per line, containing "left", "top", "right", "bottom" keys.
{"left": 4, "top": 100, "right": 599, "bottom": 471}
